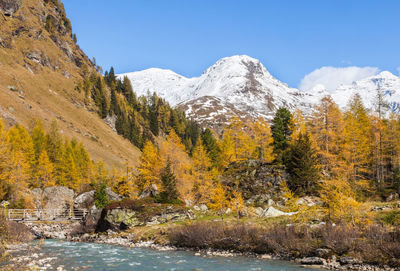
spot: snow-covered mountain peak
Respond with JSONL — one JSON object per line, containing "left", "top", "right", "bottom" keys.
{"left": 203, "top": 55, "right": 272, "bottom": 79}
{"left": 376, "top": 71, "right": 397, "bottom": 80}
{"left": 308, "top": 84, "right": 329, "bottom": 95}
{"left": 118, "top": 56, "right": 400, "bottom": 127}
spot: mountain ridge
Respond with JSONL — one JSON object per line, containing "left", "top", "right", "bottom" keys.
{"left": 119, "top": 55, "right": 400, "bottom": 127}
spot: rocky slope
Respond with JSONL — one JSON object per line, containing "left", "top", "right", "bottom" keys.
{"left": 0, "top": 0, "right": 140, "bottom": 168}
{"left": 120, "top": 56, "right": 400, "bottom": 128}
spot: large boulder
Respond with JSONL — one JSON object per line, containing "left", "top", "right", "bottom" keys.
{"left": 80, "top": 206, "right": 103, "bottom": 233}
{"left": 97, "top": 199, "right": 190, "bottom": 232}
{"left": 261, "top": 206, "right": 296, "bottom": 218}
{"left": 105, "top": 187, "right": 122, "bottom": 202}
{"left": 139, "top": 184, "right": 159, "bottom": 198}
{"left": 104, "top": 209, "right": 140, "bottom": 230}
{"left": 30, "top": 186, "right": 74, "bottom": 217}
{"left": 74, "top": 187, "right": 122, "bottom": 210}
{"left": 74, "top": 190, "right": 95, "bottom": 210}
{"left": 0, "top": 0, "right": 22, "bottom": 17}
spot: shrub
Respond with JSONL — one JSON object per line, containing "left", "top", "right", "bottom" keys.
{"left": 169, "top": 222, "right": 400, "bottom": 267}
{"left": 379, "top": 210, "right": 400, "bottom": 226}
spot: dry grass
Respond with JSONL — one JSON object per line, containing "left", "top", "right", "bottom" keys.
{"left": 0, "top": 0, "right": 140, "bottom": 169}
{"left": 169, "top": 221, "right": 400, "bottom": 267}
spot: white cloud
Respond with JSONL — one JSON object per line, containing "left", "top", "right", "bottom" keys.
{"left": 299, "top": 66, "right": 380, "bottom": 92}
{"left": 397, "top": 67, "right": 400, "bottom": 76}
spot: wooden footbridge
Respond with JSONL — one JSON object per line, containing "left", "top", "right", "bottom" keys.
{"left": 4, "top": 209, "right": 88, "bottom": 222}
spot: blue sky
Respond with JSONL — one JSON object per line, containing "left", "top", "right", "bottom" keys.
{"left": 63, "top": 0, "right": 400, "bottom": 89}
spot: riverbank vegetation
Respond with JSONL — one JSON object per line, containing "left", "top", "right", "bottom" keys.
{"left": 168, "top": 221, "right": 400, "bottom": 267}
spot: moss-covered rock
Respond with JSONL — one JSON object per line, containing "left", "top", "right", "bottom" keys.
{"left": 97, "top": 198, "right": 191, "bottom": 232}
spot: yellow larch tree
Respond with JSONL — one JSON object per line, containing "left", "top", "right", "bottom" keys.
{"left": 35, "top": 150, "right": 55, "bottom": 188}
{"left": 222, "top": 117, "right": 255, "bottom": 162}
{"left": 320, "top": 179, "right": 371, "bottom": 225}
{"left": 136, "top": 140, "right": 162, "bottom": 192}
{"left": 117, "top": 161, "right": 136, "bottom": 198}
{"left": 229, "top": 189, "right": 245, "bottom": 216}
{"left": 309, "top": 96, "right": 347, "bottom": 178}
{"left": 343, "top": 94, "right": 374, "bottom": 183}
{"left": 252, "top": 117, "right": 274, "bottom": 162}
{"left": 208, "top": 182, "right": 229, "bottom": 217}
{"left": 159, "top": 129, "right": 192, "bottom": 199}
{"left": 191, "top": 139, "right": 215, "bottom": 204}
{"left": 290, "top": 109, "right": 308, "bottom": 141}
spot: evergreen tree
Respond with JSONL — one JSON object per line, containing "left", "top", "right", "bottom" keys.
{"left": 284, "top": 133, "right": 320, "bottom": 196}
{"left": 271, "top": 107, "right": 293, "bottom": 162}
{"left": 94, "top": 182, "right": 109, "bottom": 208}
{"left": 157, "top": 160, "right": 180, "bottom": 203}
{"left": 201, "top": 128, "right": 220, "bottom": 167}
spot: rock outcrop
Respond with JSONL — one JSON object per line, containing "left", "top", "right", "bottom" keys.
{"left": 97, "top": 199, "right": 191, "bottom": 232}
{"left": 74, "top": 187, "right": 122, "bottom": 210}
{"left": 221, "top": 160, "right": 288, "bottom": 205}
{"left": 30, "top": 186, "right": 74, "bottom": 217}
{"left": 0, "top": 0, "right": 22, "bottom": 17}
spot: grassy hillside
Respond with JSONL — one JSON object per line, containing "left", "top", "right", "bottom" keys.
{"left": 0, "top": 0, "right": 140, "bottom": 168}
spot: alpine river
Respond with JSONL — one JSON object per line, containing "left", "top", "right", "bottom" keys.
{"left": 13, "top": 240, "right": 323, "bottom": 270}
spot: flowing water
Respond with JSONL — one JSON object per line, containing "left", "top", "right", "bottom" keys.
{"left": 11, "top": 240, "right": 323, "bottom": 270}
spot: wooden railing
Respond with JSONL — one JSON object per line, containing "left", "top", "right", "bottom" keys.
{"left": 4, "top": 209, "right": 87, "bottom": 221}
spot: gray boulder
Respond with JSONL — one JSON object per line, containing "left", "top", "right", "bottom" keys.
{"left": 339, "top": 257, "right": 362, "bottom": 265}
{"left": 31, "top": 186, "right": 74, "bottom": 217}
{"left": 139, "top": 184, "right": 159, "bottom": 198}
{"left": 300, "top": 257, "right": 326, "bottom": 265}
{"left": 199, "top": 204, "right": 208, "bottom": 212}
{"left": 254, "top": 207, "right": 264, "bottom": 217}
{"left": 262, "top": 206, "right": 296, "bottom": 218}
{"left": 314, "top": 248, "right": 332, "bottom": 258}
{"left": 74, "top": 187, "right": 122, "bottom": 210}
{"left": 74, "top": 190, "right": 95, "bottom": 210}
{"left": 26, "top": 51, "right": 41, "bottom": 63}
{"left": 105, "top": 187, "right": 122, "bottom": 202}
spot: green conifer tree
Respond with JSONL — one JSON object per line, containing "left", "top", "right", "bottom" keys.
{"left": 271, "top": 107, "right": 293, "bottom": 162}
{"left": 284, "top": 133, "right": 320, "bottom": 196}
{"left": 157, "top": 160, "right": 180, "bottom": 203}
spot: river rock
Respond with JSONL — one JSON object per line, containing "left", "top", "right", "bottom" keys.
{"left": 314, "top": 248, "right": 332, "bottom": 258}
{"left": 339, "top": 257, "right": 362, "bottom": 265}
{"left": 299, "top": 257, "right": 326, "bottom": 265}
